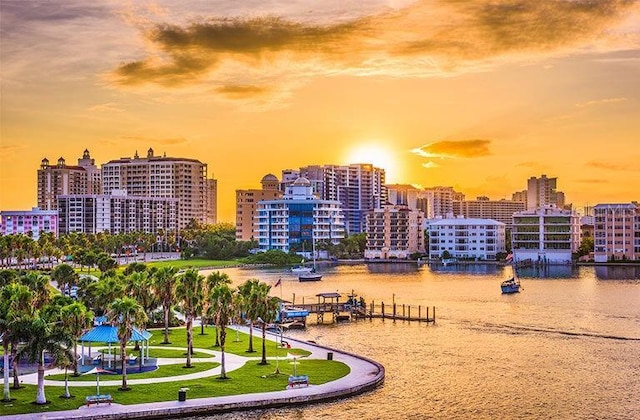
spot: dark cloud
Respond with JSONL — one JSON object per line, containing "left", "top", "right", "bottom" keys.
{"left": 412, "top": 139, "right": 492, "bottom": 159}
{"left": 216, "top": 85, "right": 269, "bottom": 99}
{"left": 0, "top": 2, "right": 107, "bottom": 23}
{"left": 109, "top": 0, "right": 637, "bottom": 96}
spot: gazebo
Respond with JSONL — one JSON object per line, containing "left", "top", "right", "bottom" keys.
{"left": 79, "top": 325, "right": 151, "bottom": 369}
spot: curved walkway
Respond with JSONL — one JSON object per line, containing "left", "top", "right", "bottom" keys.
{"left": 3, "top": 328, "right": 385, "bottom": 420}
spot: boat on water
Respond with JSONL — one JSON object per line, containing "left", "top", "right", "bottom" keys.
{"left": 501, "top": 256, "right": 521, "bottom": 294}
{"left": 501, "top": 277, "right": 520, "bottom": 294}
{"left": 291, "top": 265, "right": 314, "bottom": 274}
{"left": 298, "top": 237, "right": 322, "bottom": 281}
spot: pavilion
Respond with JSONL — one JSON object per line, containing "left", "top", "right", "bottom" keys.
{"left": 79, "top": 325, "right": 152, "bottom": 369}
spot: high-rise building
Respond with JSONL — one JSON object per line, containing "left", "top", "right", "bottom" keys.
{"left": 57, "top": 191, "right": 178, "bottom": 235}
{"left": 453, "top": 196, "right": 526, "bottom": 227}
{"left": 255, "top": 177, "right": 345, "bottom": 253}
{"left": 206, "top": 178, "right": 218, "bottom": 225}
{"left": 284, "top": 163, "right": 386, "bottom": 234}
{"left": 386, "top": 184, "right": 429, "bottom": 216}
{"left": 0, "top": 208, "right": 59, "bottom": 239}
{"left": 101, "top": 148, "right": 215, "bottom": 229}
{"left": 524, "top": 175, "right": 566, "bottom": 211}
{"left": 511, "top": 205, "right": 580, "bottom": 264}
{"left": 235, "top": 174, "right": 283, "bottom": 241}
{"left": 77, "top": 149, "right": 101, "bottom": 195}
{"left": 364, "top": 205, "right": 425, "bottom": 259}
{"left": 423, "top": 186, "right": 465, "bottom": 219}
{"left": 427, "top": 217, "right": 506, "bottom": 260}
{"left": 593, "top": 203, "right": 640, "bottom": 262}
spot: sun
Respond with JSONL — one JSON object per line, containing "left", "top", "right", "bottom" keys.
{"left": 344, "top": 142, "right": 397, "bottom": 180}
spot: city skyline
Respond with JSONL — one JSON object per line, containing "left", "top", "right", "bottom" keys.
{"left": 2, "top": 1, "right": 639, "bottom": 223}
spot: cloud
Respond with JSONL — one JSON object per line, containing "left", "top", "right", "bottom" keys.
{"left": 575, "top": 97, "right": 628, "bottom": 108}
{"left": 575, "top": 178, "right": 609, "bottom": 184}
{"left": 106, "top": 0, "right": 638, "bottom": 105}
{"left": 412, "top": 139, "right": 492, "bottom": 159}
{"left": 121, "top": 136, "right": 189, "bottom": 145}
{"left": 215, "top": 84, "right": 270, "bottom": 99}
{"left": 422, "top": 162, "right": 440, "bottom": 169}
{"left": 586, "top": 161, "right": 637, "bottom": 171}
{"left": 88, "top": 102, "right": 125, "bottom": 113}
{"left": 0, "top": 144, "right": 25, "bottom": 155}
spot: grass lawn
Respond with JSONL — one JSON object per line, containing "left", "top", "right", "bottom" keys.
{"left": 1, "top": 359, "right": 349, "bottom": 416}
{"left": 98, "top": 347, "right": 210, "bottom": 359}
{"left": 45, "top": 362, "right": 220, "bottom": 382}
{"left": 148, "top": 327, "right": 312, "bottom": 358}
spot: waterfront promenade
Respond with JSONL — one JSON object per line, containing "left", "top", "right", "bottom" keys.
{"left": 1, "top": 328, "right": 385, "bottom": 420}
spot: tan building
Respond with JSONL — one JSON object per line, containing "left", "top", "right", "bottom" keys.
{"left": 235, "top": 174, "right": 282, "bottom": 241}
{"left": 37, "top": 154, "right": 92, "bottom": 210}
{"left": 365, "top": 205, "right": 425, "bottom": 259}
{"left": 206, "top": 178, "right": 218, "bottom": 224}
{"left": 453, "top": 196, "right": 526, "bottom": 226}
{"left": 423, "top": 186, "right": 465, "bottom": 219}
{"left": 525, "top": 174, "right": 566, "bottom": 211}
{"left": 593, "top": 203, "right": 640, "bottom": 262}
{"left": 101, "top": 148, "right": 215, "bottom": 229}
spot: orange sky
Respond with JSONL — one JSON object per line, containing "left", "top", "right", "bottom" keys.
{"left": 1, "top": 0, "right": 639, "bottom": 223}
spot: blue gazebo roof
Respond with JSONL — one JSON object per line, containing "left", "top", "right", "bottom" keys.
{"left": 79, "top": 325, "right": 149, "bottom": 343}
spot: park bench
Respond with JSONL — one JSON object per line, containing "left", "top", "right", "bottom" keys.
{"left": 92, "top": 354, "right": 102, "bottom": 365}
{"left": 128, "top": 354, "right": 138, "bottom": 365}
{"left": 85, "top": 394, "right": 113, "bottom": 406}
{"left": 287, "top": 375, "right": 309, "bottom": 389}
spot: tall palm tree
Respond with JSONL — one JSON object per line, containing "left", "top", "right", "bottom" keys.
{"left": 210, "top": 283, "right": 234, "bottom": 379}
{"left": 201, "top": 271, "right": 231, "bottom": 338}
{"left": 175, "top": 269, "right": 203, "bottom": 368}
{"left": 19, "top": 271, "right": 51, "bottom": 309}
{"left": 19, "top": 316, "right": 73, "bottom": 404}
{"left": 60, "top": 302, "right": 93, "bottom": 376}
{"left": 107, "top": 297, "right": 147, "bottom": 391}
{"left": 125, "top": 271, "right": 157, "bottom": 318}
{"left": 152, "top": 266, "right": 178, "bottom": 344}
{"left": 237, "top": 279, "right": 260, "bottom": 353}
{"left": 253, "top": 283, "right": 279, "bottom": 365}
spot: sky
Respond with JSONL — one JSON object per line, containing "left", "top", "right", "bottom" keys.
{"left": 1, "top": 0, "right": 639, "bottom": 223}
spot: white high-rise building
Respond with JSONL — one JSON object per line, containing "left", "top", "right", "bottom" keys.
{"left": 255, "top": 177, "right": 345, "bottom": 253}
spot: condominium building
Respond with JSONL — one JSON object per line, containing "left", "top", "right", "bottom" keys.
{"left": 235, "top": 174, "right": 283, "bottom": 241}
{"left": 386, "top": 184, "right": 429, "bottom": 216}
{"left": 255, "top": 177, "right": 345, "bottom": 253}
{"left": 423, "top": 186, "right": 465, "bottom": 219}
{"left": 524, "top": 174, "right": 566, "bottom": 211}
{"left": 427, "top": 217, "right": 506, "bottom": 260}
{"left": 453, "top": 196, "right": 526, "bottom": 226}
{"left": 0, "top": 208, "right": 59, "bottom": 240}
{"left": 282, "top": 163, "right": 386, "bottom": 234}
{"left": 101, "top": 148, "right": 215, "bottom": 229}
{"left": 593, "top": 203, "right": 640, "bottom": 262}
{"left": 511, "top": 205, "right": 580, "bottom": 264}
{"left": 57, "top": 191, "right": 178, "bottom": 235}
{"left": 206, "top": 178, "right": 218, "bottom": 225}
{"left": 364, "top": 205, "right": 425, "bottom": 259}
{"left": 37, "top": 150, "right": 101, "bottom": 210}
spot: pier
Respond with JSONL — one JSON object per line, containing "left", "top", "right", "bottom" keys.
{"left": 286, "top": 292, "right": 435, "bottom": 325}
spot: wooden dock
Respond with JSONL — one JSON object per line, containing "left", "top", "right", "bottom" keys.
{"left": 287, "top": 293, "right": 435, "bottom": 324}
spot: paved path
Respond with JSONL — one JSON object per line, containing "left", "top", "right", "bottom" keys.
{"left": 2, "top": 327, "right": 385, "bottom": 420}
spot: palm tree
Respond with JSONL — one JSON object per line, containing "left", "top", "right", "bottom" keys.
{"left": 254, "top": 283, "right": 279, "bottom": 365}
{"left": 201, "top": 271, "right": 231, "bottom": 339}
{"left": 210, "top": 283, "right": 234, "bottom": 379}
{"left": 19, "top": 271, "right": 51, "bottom": 309}
{"left": 19, "top": 315, "right": 73, "bottom": 405}
{"left": 107, "top": 297, "right": 147, "bottom": 391}
{"left": 175, "top": 269, "right": 203, "bottom": 368}
{"left": 237, "top": 279, "right": 260, "bottom": 353}
{"left": 60, "top": 302, "right": 93, "bottom": 376}
{"left": 152, "top": 266, "right": 178, "bottom": 344}
{"left": 125, "top": 271, "right": 157, "bottom": 319}
{"left": 51, "top": 263, "right": 79, "bottom": 295}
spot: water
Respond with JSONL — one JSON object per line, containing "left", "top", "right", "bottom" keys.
{"left": 193, "top": 263, "right": 640, "bottom": 419}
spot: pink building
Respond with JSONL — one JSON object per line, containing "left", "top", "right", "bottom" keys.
{"left": 0, "top": 208, "right": 59, "bottom": 239}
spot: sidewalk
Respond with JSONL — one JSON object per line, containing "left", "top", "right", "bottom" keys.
{"left": 2, "top": 328, "right": 384, "bottom": 420}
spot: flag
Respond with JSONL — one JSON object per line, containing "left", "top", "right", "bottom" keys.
{"left": 274, "top": 278, "right": 282, "bottom": 287}
{"left": 505, "top": 253, "right": 513, "bottom": 263}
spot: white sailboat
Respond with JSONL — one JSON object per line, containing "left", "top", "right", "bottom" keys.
{"left": 298, "top": 237, "right": 322, "bottom": 282}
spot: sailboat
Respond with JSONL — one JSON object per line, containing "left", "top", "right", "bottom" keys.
{"left": 501, "top": 256, "right": 521, "bottom": 294}
{"left": 298, "top": 237, "right": 322, "bottom": 282}
{"left": 291, "top": 243, "right": 314, "bottom": 274}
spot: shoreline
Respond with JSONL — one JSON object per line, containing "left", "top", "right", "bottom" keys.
{"left": 3, "top": 333, "right": 385, "bottom": 420}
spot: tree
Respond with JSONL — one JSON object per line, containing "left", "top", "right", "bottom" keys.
{"left": 175, "top": 269, "right": 203, "bottom": 368}
{"left": 19, "top": 315, "right": 73, "bottom": 405}
{"left": 51, "top": 264, "right": 79, "bottom": 294}
{"left": 253, "top": 283, "right": 279, "bottom": 365}
{"left": 201, "top": 271, "right": 231, "bottom": 340}
{"left": 60, "top": 302, "right": 93, "bottom": 376}
{"left": 107, "top": 297, "right": 147, "bottom": 391}
{"left": 153, "top": 266, "right": 179, "bottom": 344}
{"left": 237, "top": 279, "right": 260, "bottom": 353}
{"left": 210, "top": 283, "right": 234, "bottom": 379}
{"left": 125, "top": 271, "right": 157, "bottom": 319}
